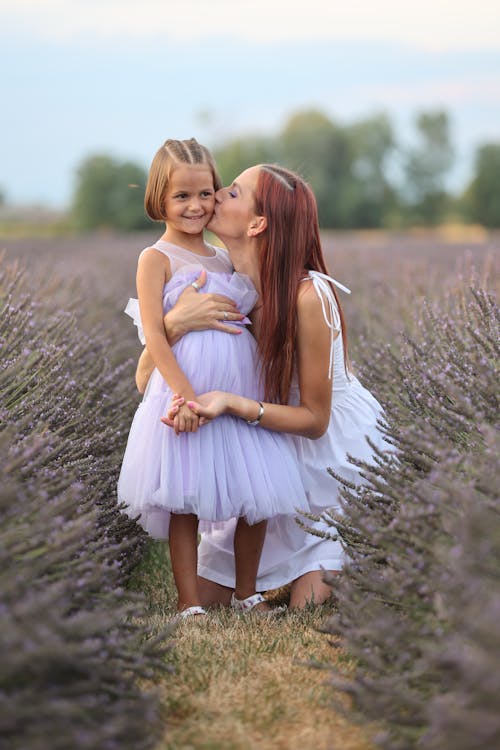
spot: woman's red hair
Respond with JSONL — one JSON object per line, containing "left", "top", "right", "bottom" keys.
{"left": 254, "top": 165, "right": 349, "bottom": 404}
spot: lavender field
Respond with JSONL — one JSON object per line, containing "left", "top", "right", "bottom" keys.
{"left": 1, "top": 229, "right": 499, "bottom": 750}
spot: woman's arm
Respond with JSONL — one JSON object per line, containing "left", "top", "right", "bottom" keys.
{"left": 163, "top": 270, "right": 244, "bottom": 344}
{"left": 168, "top": 282, "right": 335, "bottom": 439}
{"left": 235, "top": 283, "right": 334, "bottom": 438}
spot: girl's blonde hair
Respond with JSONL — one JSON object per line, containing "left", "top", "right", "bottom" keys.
{"left": 144, "top": 138, "right": 222, "bottom": 221}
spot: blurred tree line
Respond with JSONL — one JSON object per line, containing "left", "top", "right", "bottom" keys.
{"left": 71, "top": 108, "right": 500, "bottom": 231}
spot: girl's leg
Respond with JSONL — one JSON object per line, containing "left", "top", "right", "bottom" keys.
{"left": 169, "top": 513, "right": 200, "bottom": 611}
{"left": 197, "top": 576, "right": 233, "bottom": 607}
{"left": 233, "top": 518, "right": 267, "bottom": 602}
{"left": 289, "top": 570, "right": 337, "bottom": 609}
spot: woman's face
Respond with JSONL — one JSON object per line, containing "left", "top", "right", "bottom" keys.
{"left": 207, "top": 165, "right": 260, "bottom": 243}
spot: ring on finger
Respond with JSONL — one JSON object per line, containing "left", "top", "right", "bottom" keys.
{"left": 223, "top": 310, "right": 228, "bottom": 320}
{"left": 191, "top": 281, "right": 201, "bottom": 291}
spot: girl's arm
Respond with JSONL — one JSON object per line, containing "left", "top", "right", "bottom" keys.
{"left": 167, "top": 282, "right": 335, "bottom": 440}
{"left": 136, "top": 348, "right": 155, "bottom": 393}
{"left": 137, "top": 249, "right": 199, "bottom": 431}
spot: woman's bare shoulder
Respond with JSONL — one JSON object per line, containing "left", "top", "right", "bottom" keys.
{"left": 297, "top": 278, "right": 323, "bottom": 316}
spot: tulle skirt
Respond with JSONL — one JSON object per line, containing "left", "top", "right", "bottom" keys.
{"left": 117, "top": 327, "right": 309, "bottom": 539}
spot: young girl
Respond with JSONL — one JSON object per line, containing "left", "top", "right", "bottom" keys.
{"left": 117, "top": 139, "right": 309, "bottom": 617}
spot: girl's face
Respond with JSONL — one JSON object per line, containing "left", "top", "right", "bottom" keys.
{"left": 163, "top": 164, "right": 215, "bottom": 235}
{"left": 208, "top": 166, "right": 261, "bottom": 242}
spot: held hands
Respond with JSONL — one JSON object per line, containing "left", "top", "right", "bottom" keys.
{"left": 169, "top": 400, "right": 200, "bottom": 435}
{"left": 161, "top": 391, "right": 229, "bottom": 433}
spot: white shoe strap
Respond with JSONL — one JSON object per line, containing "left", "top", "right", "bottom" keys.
{"left": 232, "top": 592, "right": 265, "bottom": 610}
{"left": 179, "top": 605, "right": 207, "bottom": 618}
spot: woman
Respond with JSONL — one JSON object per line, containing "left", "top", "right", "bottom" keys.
{"left": 159, "top": 164, "right": 388, "bottom": 609}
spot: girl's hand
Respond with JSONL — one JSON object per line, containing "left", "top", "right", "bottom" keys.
{"left": 169, "top": 400, "right": 200, "bottom": 434}
{"left": 162, "top": 394, "right": 185, "bottom": 428}
{"left": 161, "top": 393, "right": 200, "bottom": 435}
{"left": 162, "top": 393, "right": 209, "bottom": 430}
{"left": 165, "top": 269, "right": 245, "bottom": 342}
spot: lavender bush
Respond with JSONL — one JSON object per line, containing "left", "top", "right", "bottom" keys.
{"left": 2, "top": 232, "right": 498, "bottom": 749}
{"left": 0, "top": 260, "right": 143, "bottom": 567}
{"left": 0, "top": 261, "right": 171, "bottom": 749}
{"left": 421, "top": 428, "right": 500, "bottom": 750}
{"left": 321, "top": 286, "right": 499, "bottom": 749}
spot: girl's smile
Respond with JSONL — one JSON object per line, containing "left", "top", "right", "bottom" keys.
{"left": 163, "top": 164, "right": 215, "bottom": 235}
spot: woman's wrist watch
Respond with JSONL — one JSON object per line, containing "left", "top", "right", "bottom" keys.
{"left": 246, "top": 401, "right": 264, "bottom": 426}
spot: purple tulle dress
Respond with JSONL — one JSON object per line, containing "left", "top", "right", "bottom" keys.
{"left": 117, "top": 240, "right": 309, "bottom": 539}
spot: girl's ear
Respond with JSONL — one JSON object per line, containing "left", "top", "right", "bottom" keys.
{"left": 247, "top": 215, "right": 267, "bottom": 237}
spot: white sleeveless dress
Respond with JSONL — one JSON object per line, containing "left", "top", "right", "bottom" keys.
{"left": 117, "top": 240, "right": 310, "bottom": 539}
{"left": 197, "top": 271, "right": 390, "bottom": 590}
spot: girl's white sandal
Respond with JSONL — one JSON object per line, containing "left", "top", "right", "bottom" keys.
{"left": 230, "top": 592, "right": 286, "bottom": 615}
{"left": 173, "top": 605, "right": 207, "bottom": 622}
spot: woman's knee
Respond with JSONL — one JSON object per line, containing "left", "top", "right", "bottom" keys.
{"left": 289, "top": 569, "right": 338, "bottom": 609}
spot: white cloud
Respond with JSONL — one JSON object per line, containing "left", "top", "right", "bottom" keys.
{"left": 2, "top": 0, "right": 500, "bottom": 50}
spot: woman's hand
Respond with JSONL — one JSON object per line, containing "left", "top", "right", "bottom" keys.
{"left": 161, "top": 391, "right": 229, "bottom": 430}
{"left": 186, "top": 392, "right": 230, "bottom": 421}
{"left": 165, "top": 269, "right": 244, "bottom": 343}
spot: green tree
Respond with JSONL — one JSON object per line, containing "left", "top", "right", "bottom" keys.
{"left": 215, "top": 109, "right": 394, "bottom": 228}
{"left": 464, "top": 143, "right": 500, "bottom": 227}
{"left": 280, "top": 109, "right": 353, "bottom": 227}
{"left": 402, "top": 110, "right": 454, "bottom": 225}
{"left": 213, "top": 136, "right": 278, "bottom": 187}
{"left": 214, "top": 109, "right": 355, "bottom": 228}
{"left": 345, "top": 113, "right": 397, "bottom": 227}
{"left": 212, "top": 107, "right": 399, "bottom": 228}
{"left": 72, "top": 154, "right": 150, "bottom": 232}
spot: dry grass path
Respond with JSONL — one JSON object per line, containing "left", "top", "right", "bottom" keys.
{"left": 133, "top": 542, "right": 376, "bottom": 750}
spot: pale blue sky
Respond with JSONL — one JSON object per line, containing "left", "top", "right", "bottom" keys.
{"left": 1, "top": 0, "right": 499, "bottom": 208}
